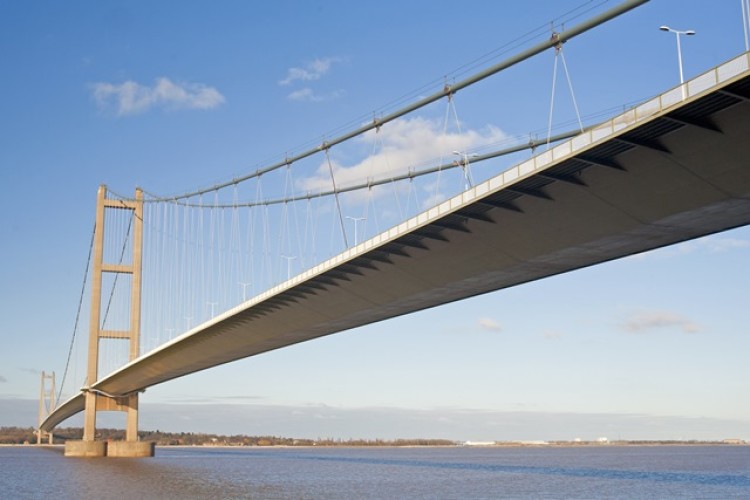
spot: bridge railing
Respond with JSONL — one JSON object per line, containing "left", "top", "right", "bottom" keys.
{"left": 590, "top": 51, "right": 750, "bottom": 142}
{"left": 485, "top": 52, "right": 750, "bottom": 203}
{"left": 571, "top": 52, "right": 749, "bottom": 164}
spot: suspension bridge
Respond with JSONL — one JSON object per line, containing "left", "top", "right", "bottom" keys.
{"left": 36, "top": 0, "right": 750, "bottom": 457}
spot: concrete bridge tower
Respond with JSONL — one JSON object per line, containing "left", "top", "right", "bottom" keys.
{"left": 64, "top": 185, "right": 154, "bottom": 457}
{"left": 37, "top": 371, "right": 55, "bottom": 445}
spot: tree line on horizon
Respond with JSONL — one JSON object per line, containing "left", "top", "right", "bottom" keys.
{"left": 0, "top": 427, "right": 457, "bottom": 447}
{"left": 2, "top": 427, "right": 742, "bottom": 447}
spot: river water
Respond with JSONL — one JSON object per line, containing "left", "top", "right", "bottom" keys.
{"left": 2, "top": 445, "right": 749, "bottom": 498}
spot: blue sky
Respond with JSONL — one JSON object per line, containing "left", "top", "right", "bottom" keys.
{"left": 1, "top": 0, "right": 749, "bottom": 441}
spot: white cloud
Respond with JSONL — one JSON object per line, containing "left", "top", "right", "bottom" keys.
{"left": 287, "top": 87, "right": 318, "bottom": 101}
{"left": 630, "top": 234, "right": 750, "bottom": 261}
{"left": 419, "top": 192, "right": 448, "bottom": 210}
{"left": 542, "top": 330, "right": 563, "bottom": 340}
{"left": 699, "top": 236, "right": 750, "bottom": 253}
{"left": 298, "top": 116, "right": 507, "bottom": 200}
{"left": 0, "top": 375, "right": 6, "bottom": 383}
{"left": 162, "top": 394, "right": 264, "bottom": 405}
{"left": 91, "top": 77, "right": 225, "bottom": 116}
{"left": 478, "top": 317, "right": 502, "bottom": 332}
{"left": 279, "top": 57, "right": 342, "bottom": 85}
{"left": 622, "top": 310, "right": 701, "bottom": 334}
{"left": 287, "top": 87, "right": 344, "bottom": 102}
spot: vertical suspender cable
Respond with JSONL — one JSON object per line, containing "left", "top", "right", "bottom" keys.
{"left": 232, "top": 185, "right": 242, "bottom": 303}
{"left": 559, "top": 48, "right": 585, "bottom": 133}
{"left": 325, "top": 148, "right": 349, "bottom": 248}
{"left": 100, "top": 209, "right": 133, "bottom": 330}
{"left": 433, "top": 94, "right": 452, "bottom": 205}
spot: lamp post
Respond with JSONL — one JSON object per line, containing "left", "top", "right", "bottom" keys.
{"left": 281, "top": 255, "right": 296, "bottom": 280}
{"left": 239, "top": 281, "right": 252, "bottom": 302}
{"left": 453, "top": 151, "right": 479, "bottom": 190}
{"left": 345, "top": 216, "right": 366, "bottom": 246}
{"left": 659, "top": 25, "right": 695, "bottom": 98}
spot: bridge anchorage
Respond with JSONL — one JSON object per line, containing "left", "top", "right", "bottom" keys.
{"left": 64, "top": 186, "right": 154, "bottom": 458}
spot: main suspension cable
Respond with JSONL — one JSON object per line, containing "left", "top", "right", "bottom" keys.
{"left": 146, "top": 129, "right": 580, "bottom": 209}
{"left": 120, "top": 0, "right": 647, "bottom": 203}
{"left": 57, "top": 221, "right": 96, "bottom": 404}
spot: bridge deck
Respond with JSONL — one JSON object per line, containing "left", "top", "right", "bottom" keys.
{"left": 43, "top": 52, "right": 750, "bottom": 432}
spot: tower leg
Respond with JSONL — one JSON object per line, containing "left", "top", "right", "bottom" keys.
{"left": 126, "top": 393, "right": 138, "bottom": 442}
{"left": 83, "top": 392, "right": 97, "bottom": 441}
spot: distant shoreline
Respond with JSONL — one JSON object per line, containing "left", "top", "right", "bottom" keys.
{"left": 3, "top": 426, "right": 746, "bottom": 447}
{"left": 3, "top": 441, "right": 747, "bottom": 449}
{"left": 164, "top": 442, "right": 749, "bottom": 448}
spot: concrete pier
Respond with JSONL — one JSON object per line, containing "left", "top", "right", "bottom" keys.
{"left": 63, "top": 440, "right": 155, "bottom": 457}
{"left": 64, "top": 440, "right": 107, "bottom": 457}
{"left": 107, "top": 441, "right": 155, "bottom": 458}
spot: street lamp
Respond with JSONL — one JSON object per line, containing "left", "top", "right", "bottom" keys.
{"left": 452, "top": 151, "right": 479, "bottom": 190}
{"left": 345, "top": 216, "right": 366, "bottom": 246}
{"left": 659, "top": 25, "right": 695, "bottom": 97}
{"left": 281, "top": 255, "right": 296, "bottom": 280}
{"left": 239, "top": 281, "right": 252, "bottom": 302}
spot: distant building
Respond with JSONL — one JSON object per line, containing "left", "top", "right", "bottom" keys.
{"left": 463, "top": 441, "right": 496, "bottom": 446}
{"left": 722, "top": 439, "right": 745, "bottom": 445}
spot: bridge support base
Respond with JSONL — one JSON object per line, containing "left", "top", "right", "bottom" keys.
{"left": 64, "top": 440, "right": 155, "bottom": 457}
{"left": 107, "top": 441, "right": 155, "bottom": 457}
{"left": 64, "top": 440, "right": 107, "bottom": 457}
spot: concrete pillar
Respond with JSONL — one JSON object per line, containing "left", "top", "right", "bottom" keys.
{"left": 126, "top": 394, "right": 139, "bottom": 442}
{"left": 37, "top": 371, "right": 44, "bottom": 446}
{"left": 125, "top": 188, "right": 144, "bottom": 442}
{"left": 83, "top": 186, "right": 106, "bottom": 442}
